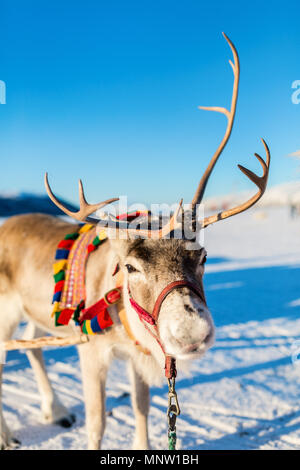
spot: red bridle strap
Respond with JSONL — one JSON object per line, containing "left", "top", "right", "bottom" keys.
{"left": 128, "top": 279, "right": 206, "bottom": 379}
{"left": 129, "top": 280, "right": 206, "bottom": 326}
{"left": 129, "top": 296, "right": 156, "bottom": 325}
{"left": 151, "top": 280, "right": 206, "bottom": 323}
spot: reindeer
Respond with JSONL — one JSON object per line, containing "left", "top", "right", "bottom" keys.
{"left": 0, "top": 34, "right": 270, "bottom": 450}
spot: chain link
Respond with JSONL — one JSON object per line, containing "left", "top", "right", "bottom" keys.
{"left": 167, "top": 377, "right": 180, "bottom": 449}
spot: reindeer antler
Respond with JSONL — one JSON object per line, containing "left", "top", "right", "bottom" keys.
{"left": 44, "top": 173, "right": 119, "bottom": 223}
{"left": 45, "top": 33, "right": 270, "bottom": 238}
{"left": 191, "top": 32, "right": 270, "bottom": 227}
{"left": 202, "top": 139, "right": 270, "bottom": 227}
{"left": 191, "top": 33, "right": 240, "bottom": 208}
{"left": 45, "top": 173, "right": 183, "bottom": 239}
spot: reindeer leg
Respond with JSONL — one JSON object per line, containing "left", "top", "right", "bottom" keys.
{"left": 23, "top": 322, "right": 76, "bottom": 428}
{"left": 128, "top": 360, "right": 150, "bottom": 450}
{"left": 0, "top": 292, "right": 22, "bottom": 450}
{"left": 78, "top": 338, "right": 107, "bottom": 450}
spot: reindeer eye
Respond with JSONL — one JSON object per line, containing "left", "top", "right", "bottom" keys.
{"left": 125, "top": 264, "right": 137, "bottom": 273}
{"left": 200, "top": 250, "right": 207, "bottom": 265}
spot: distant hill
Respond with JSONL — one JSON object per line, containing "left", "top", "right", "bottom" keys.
{"left": 0, "top": 192, "right": 78, "bottom": 217}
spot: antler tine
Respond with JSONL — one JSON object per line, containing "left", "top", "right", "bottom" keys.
{"left": 44, "top": 173, "right": 119, "bottom": 222}
{"left": 238, "top": 139, "right": 270, "bottom": 191}
{"left": 191, "top": 32, "right": 240, "bottom": 209}
{"left": 203, "top": 139, "right": 270, "bottom": 228}
{"left": 77, "top": 179, "right": 119, "bottom": 220}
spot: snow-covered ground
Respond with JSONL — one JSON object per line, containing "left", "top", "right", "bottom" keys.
{"left": 204, "top": 180, "right": 300, "bottom": 209}
{"left": 2, "top": 207, "right": 300, "bottom": 450}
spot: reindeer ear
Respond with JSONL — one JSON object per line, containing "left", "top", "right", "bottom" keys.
{"left": 112, "top": 263, "right": 120, "bottom": 276}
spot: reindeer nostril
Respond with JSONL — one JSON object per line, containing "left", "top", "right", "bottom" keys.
{"left": 204, "top": 331, "right": 213, "bottom": 345}
{"left": 184, "top": 304, "right": 194, "bottom": 314}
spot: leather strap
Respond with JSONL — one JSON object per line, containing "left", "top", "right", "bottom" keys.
{"left": 152, "top": 280, "right": 206, "bottom": 323}
{"left": 129, "top": 279, "right": 206, "bottom": 326}
{"left": 128, "top": 278, "right": 206, "bottom": 379}
{"left": 79, "top": 288, "right": 121, "bottom": 322}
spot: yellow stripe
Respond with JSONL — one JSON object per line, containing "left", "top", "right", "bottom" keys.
{"left": 85, "top": 320, "right": 94, "bottom": 335}
{"left": 53, "top": 260, "right": 68, "bottom": 275}
{"left": 98, "top": 229, "right": 107, "bottom": 241}
{"left": 51, "top": 302, "right": 60, "bottom": 317}
{"left": 79, "top": 224, "right": 94, "bottom": 234}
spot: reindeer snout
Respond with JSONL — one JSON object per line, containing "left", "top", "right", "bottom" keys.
{"left": 182, "top": 328, "right": 214, "bottom": 355}
{"left": 185, "top": 316, "right": 214, "bottom": 350}
{"left": 160, "top": 305, "right": 215, "bottom": 359}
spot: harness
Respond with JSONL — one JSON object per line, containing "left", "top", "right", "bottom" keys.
{"left": 127, "top": 278, "right": 206, "bottom": 371}
{"left": 51, "top": 218, "right": 206, "bottom": 449}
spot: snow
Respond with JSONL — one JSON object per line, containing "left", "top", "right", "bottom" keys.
{"left": 204, "top": 180, "right": 300, "bottom": 208}
{"left": 2, "top": 206, "right": 300, "bottom": 450}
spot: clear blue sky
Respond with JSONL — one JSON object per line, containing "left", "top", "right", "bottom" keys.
{"left": 0, "top": 0, "right": 299, "bottom": 206}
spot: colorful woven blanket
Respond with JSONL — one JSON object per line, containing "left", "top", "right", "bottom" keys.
{"left": 52, "top": 224, "right": 109, "bottom": 332}
{"left": 51, "top": 211, "right": 149, "bottom": 335}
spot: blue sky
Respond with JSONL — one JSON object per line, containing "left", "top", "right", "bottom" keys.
{"left": 0, "top": 0, "right": 299, "bottom": 206}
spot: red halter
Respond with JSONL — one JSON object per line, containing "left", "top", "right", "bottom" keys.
{"left": 128, "top": 279, "right": 206, "bottom": 378}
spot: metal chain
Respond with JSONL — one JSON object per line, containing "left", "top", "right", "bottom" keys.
{"left": 167, "top": 376, "right": 180, "bottom": 450}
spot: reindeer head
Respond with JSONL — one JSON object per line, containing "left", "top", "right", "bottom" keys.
{"left": 45, "top": 33, "right": 270, "bottom": 364}
{"left": 108, "top": 234, "right": 214, "bottom": 361}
